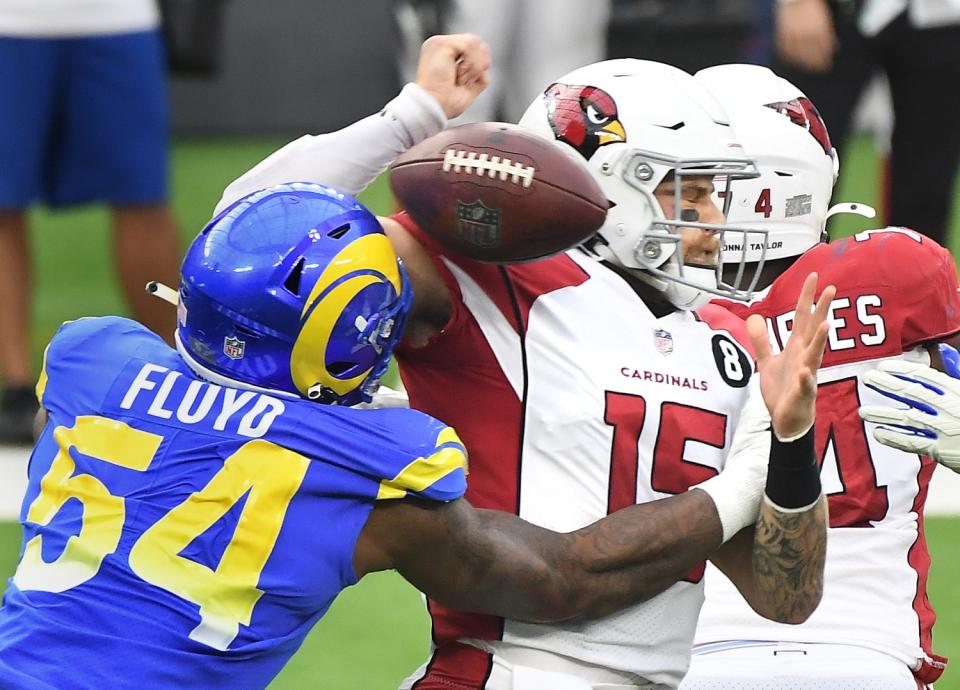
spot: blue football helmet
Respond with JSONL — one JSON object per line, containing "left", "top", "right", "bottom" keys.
{"left": 176, "top": 182, "right": 413, "bottom": 406}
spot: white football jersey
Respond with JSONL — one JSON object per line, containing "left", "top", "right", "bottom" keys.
{"left": 0, "top": 0, "right": 159, "bottom": 37}
{"left": 696, "top": 229, "right": 960, "bottom": 685}
{"left": 394, "top": 213, "right": 768, "bottom": 688}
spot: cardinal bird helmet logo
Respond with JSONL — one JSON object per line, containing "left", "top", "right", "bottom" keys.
{"left": 764, "top": 97, "right": 832, "bottom": 156}
{"left": 543, "top": 82, "right": 625, "bottom": 160}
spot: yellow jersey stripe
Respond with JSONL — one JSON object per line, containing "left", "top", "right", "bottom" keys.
{"left": 35, "top": 342, "right": 52, "bottom": 405}
{"left": 375, "top": 484, "right": 407, "bottom": 500}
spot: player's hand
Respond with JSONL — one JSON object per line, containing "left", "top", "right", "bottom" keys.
{"left": 859, "top": 360, "right": 960, "bottom": 473}
{"left": 415, "top": 34, "right": 491, "bottom": 119}
{"left": 748, "top": 272, "right": 835, "bottom": 439}
{"left": 775, "top": 0, "right": 837, "bottom": 73}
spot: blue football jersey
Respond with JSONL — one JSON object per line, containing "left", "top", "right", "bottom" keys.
{"left": 0, "top": 317, "right": 467, "bottom": 690}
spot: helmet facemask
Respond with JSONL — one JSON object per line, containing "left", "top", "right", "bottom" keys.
{"left": 584, "top": 144, "right": 767, "bottom": 309}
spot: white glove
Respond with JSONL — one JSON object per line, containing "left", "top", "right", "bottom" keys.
{"left": 859, "top": 359, "right": 960, "bottom": 472}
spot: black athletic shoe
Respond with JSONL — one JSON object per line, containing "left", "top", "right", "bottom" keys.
{"left": 0, "top": 386, "right": 39, "bottom": 445}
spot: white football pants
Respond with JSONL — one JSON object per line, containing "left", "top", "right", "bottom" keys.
{"left": 679, "top": 642, "right": 929, "bottom": 690}
{"left": 400, "top": 643, "right": 668, "bottom": 690}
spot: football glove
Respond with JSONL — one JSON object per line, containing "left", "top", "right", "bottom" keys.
{"left": 939, "top": 341, "right": 960, "bottom": 378}
{"left": 859, "top": 357, "right": 960, "bottom": 472}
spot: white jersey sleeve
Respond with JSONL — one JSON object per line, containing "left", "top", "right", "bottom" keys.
{"left": 215, "top": 83, "right": 446, "bottom": 215}
{"left": 728, "top": 378, "right": 772, "bottom": 466}
{"left": 694, "top": 378, "right": 770, "bottom": 540}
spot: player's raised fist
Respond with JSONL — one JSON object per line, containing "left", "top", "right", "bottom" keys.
{"left": 415, "top": 34, "right": 491, "bottom": 119}
{"left": 390, "top": 122, "right": 608, "bottom": 263}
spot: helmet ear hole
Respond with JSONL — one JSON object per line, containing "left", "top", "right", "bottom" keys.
{"left": 234, "top": 325, "right": 260, "bottom": 339}
{"left": 327, "top": 361, "right": 354, "bottom": 376}
{"left": 283, "top": 258, "right": 306, "bottom": 296}
{"left": 327, "top": 223, "right": 351, "bottom": 240}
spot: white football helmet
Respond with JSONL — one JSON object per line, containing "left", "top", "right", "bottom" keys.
{"left": 695, "top": 64, "right": 872, "bottom": 268}
{"left": 518, "top": 59, "right": 766, "bottom": 310}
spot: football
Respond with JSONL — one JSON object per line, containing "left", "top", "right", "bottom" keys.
{"left": 389, "top": 122, "right": 608, "bottom": 263}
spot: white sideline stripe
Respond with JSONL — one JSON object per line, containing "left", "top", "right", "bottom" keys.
{"left": 926, "top": 465, "right": 960, "bottom": 516}
{"left": 0, "top": 446, "right": 959, "bottom": 520}
{"left": 0, "top": 446, "right": 28, "bottom": 521}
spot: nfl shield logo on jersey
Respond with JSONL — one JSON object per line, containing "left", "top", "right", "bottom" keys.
{"left": 223, "top": 336, "right": 245, "bottom": 359}
{"left": 653, "top": 328, "right": 674, "bottom": 356}
{"left": 456, "top": 200, "right": 501, "bottom": 248}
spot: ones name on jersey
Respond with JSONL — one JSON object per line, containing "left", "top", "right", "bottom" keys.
{"left": 765, "top": 294, "right": 886, "bottom": 354}
{"left": 119, "top": 363, "right": 286, "bottom": 438}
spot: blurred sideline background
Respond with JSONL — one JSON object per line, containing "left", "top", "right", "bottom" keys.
{"left": 1, "top": 0, "right": 957, "bottom": 688}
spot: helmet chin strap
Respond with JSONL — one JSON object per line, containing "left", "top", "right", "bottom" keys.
{"left": 584, "top": 243, "right": 713, "bottom": 310}
{"left": 581, "top": 236, "right": 715, "bottom": 311}
{"left": 625, "top": 266, "right": 669, "bottom": 293}
{"left": 662, "top": 265, "right": 716, "bottom": 310}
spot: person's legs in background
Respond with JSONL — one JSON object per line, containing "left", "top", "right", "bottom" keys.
{"left": 60, "top": 31, "right": 180, "bottom": 345}
{"left": 443, "top": 0, "right": 518, "bottom": 122}
{"left": 880, "top": 16, "right": 960, "bottom": 246}
{"left": 0, "top": 29, "right": 180, "bottom": 443}
{"left": 772, "top": 0, "right": 879, "bottom": 233}
{"left": 0, "top": 211, "right": 31, "bottom": 388}
{"left": 0, "top": 210, "right": 36, "bottom": 443}
{"left": 112, "top": 204, "right": 180, "bottom": 345}
{"left": 509, "top": 0, "right": 611, "bottom": 123}
{"left": 773, "top": 1, "right": 875, "bottom": 154}
{"left": 0, "top": 36, "right": 59, "bottom": 442}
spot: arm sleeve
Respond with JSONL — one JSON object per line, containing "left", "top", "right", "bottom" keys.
{"left": 215, "top": 83, "right": 447, "bottom": 215}
{"left": 694, "top": 379, "right": 770, "bottom": 541}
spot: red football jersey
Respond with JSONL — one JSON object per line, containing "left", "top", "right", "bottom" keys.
{"left": 700, "top": 228, "right": 960, "bottom": 683}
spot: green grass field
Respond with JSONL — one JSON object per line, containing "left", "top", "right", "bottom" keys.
{"left": 7, "top": 134, "right": 960, "bottom": 688}
{"left": 0, "top": 518, "right": 955, "bottom": 688}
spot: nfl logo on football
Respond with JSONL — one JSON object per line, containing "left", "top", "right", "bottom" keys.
{"left": 653, "top": 328, "right": 674, "bottom": 356}
{"left": 456, "top": 199, "right": 501, "bottom": 248}
{"left": 223, "top": 336, "right": 245, "bottom": 360}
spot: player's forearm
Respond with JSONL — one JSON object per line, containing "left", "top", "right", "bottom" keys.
{"left": 477, "top": 491, "right": 723, "bottom": 623}
{"left": 749, "top": 496, "right": 826, "bottom": 624}
{"left": 214, "top": 83, "right": 446, "bottom": 215}
{"left": 551, "top": 489, "right": 724, "bottom": 620}
{"left": 402, "top": 491, "right": 723, "bottom": 624}
{"left": 746, "top": 425, "right": 826, "bottom": 623}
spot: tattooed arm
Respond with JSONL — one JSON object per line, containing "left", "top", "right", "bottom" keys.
{"left": 703, "top": 387, "right": 828, "bottom": 624}
{"left": 354, "top": 488, "right": 723, "bottom": 624}
{"left": 709, "top": 497, "right": 827, "bottom": 624}
{"left": 750, "top": 499, "right": 827, "bottom": 622}
{"left": 707, "top": 272, "right": 833, "bottom": 624}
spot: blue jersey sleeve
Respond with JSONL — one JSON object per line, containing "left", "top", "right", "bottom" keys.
{"left": 38, "top": 316, "right": 176, "bottom": 420}
{"left": 281, "top": 405, "right": 468, "bottom": 503}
